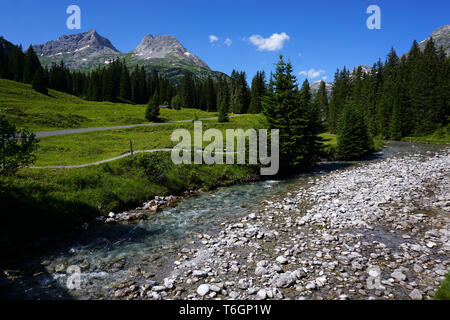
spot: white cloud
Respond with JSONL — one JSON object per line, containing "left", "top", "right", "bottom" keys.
{"left": 299, "top": 68, "right": 326, "bottom": 79}
{"left": 209, "top": 35, "right": 219, "bottom": 43}
{"left": 248, "top": 32, "right": 290, "bottom": 51}
{"left": 322, "top": 76, "right": 328, "bottom": 81}
{"left": 298, "top": 52, "right": 302, "bottom": 57}
{"left": 224, "top": 38, "right": 232, "bottom": 47}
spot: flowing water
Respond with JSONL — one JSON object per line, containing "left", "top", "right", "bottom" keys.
{"left": 0, "top": 141, "right": 446, "bottom": 299}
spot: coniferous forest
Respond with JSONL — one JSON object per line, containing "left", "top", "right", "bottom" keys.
{"left": 0, "top": 37, "right": 265, "bottom": 116}
{"left": 0, "top": 35, "right": 449, "bottom": 165}
{"left": 328, "top": 38, "right": 449, "bottom": 140}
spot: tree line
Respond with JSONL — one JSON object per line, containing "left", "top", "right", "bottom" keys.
{"left": 0, "top": 38, "right": 267, "bottom": 118}
{"left": 2, "top": 36, "right": 448, "bottom": 174}
{"left": 328, "top": 38, "right": 449, "bottom": 140}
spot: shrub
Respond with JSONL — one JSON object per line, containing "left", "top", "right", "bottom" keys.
{"left": 0, "top": 115, "right": 38, "bottom": 176}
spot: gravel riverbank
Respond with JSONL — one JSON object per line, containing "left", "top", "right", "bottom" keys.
{"left": 136, "top": 150, "right": 450, "bottom": 300}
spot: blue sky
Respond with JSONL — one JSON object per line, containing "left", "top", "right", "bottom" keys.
{"left": 1, "top": 0, "right": 449, "bottom": 83}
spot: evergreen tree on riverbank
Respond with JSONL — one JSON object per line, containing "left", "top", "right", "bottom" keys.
{"left": 336, "top": 103, "right": 373, "bottom": 160}
{"left": 263, "top": 55, "right": 322, "bottom": 173}
{"left": 313, "top": 80, "right": 329, "bottom": 130}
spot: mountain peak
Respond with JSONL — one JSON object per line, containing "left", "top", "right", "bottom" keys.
{"left": 34, "top": 30, "right": 120, "bottom": 58}
{"left": 132, "top": 34, "right": 209, "bottom": 69}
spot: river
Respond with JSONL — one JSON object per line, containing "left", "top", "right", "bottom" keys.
{"left": 0, "top": 141, "right": 447, "bottom": 300}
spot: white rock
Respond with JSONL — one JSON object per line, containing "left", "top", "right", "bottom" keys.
{"left": 409, "top": 289, "right": 423, "bottom": 300}
{"left": 276, "top": 256, "right": 288, "bottom": 265}
{"left": 197, "top": 284, "right": 210, "bottom": 296}
{"left": 257, "top": 289, "right": 267, "bottom": 300}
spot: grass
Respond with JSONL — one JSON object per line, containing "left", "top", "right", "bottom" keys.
{"left": 434, "top": 273, "right": 450, "bottom": 300}
{"left": 0, "top": 78, "right": 218, "bottom": 131}
{"left": 402, "top": 124, "right": 450, "bottom": 144}
{"left": 318, "top": 132, "right": 384, "bottom": 160}
{"left": 34, "top": 114, "right": 265, "bottom": 166}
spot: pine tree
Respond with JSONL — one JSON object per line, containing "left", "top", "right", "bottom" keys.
{"left": 377, "top": 47, "right": 399, "bottom": 138}
{"left": 171, "top": 95, "right": 182, "bottom": 110}
{"left": 336, "top": 103, "right": 373, "bottom": 160}
{"left": 23, "top": 46, "right": 41, "bottom": 84}
{"left": 205, "top": 75, "right": 216, "bottom": 111}
{"left": 262, "top": 55, "right": 320, "bottom": 173}
{"left": 119, "top": 64, "right": 131, "bottom": 101}
{"left": 249, "top": 71, "right": 266, "bottom": 113}
{"left": 32, "top": 68, "right": 48, "bottom": 95}
{"left": 146, "top": 92, "right": 160, "bottom": 122}
{"left": 0, "top": 45, "right": 6, "bottom": 78}
{"left": 180, "top": 73, "right": 195, "bottom": 107}
{"left": 313, "top": 80, "right": 329, "bottom": 130}
{"left": 299, "top": 79, "right": 323, "bottom": 163}
{"left": 7, "top": 45, "right": 24, "bottom": 82}
{"left": 131, "top": 66, "right": 141, "bottom": 103}
{"left": 328, "top": 67, "right": 351, "bottom": 133}
{"left": 218, "top": 78, "right": 229, "bottom": 123}
{"left": 389, "top": 56, "right": 408, "bottom": 139}
{"left": 230, "top": 70, "right": 249, "bottom": 114}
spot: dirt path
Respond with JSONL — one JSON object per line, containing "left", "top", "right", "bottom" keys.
{"left": 28, "top": 149, "right": 173, "bottom": 169}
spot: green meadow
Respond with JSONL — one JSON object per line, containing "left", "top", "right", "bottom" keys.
{"left": 0, "top": 78, "right": 217, "bottom": 131}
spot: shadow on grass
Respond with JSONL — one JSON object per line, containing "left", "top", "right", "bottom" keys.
{"left": 0, "top": 178, "right": 98, "bottom": 260}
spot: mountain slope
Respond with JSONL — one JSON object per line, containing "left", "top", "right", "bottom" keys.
{"left": 0, "top": 36, "right": 16, "bottom": 54}
{"left": 33, "top": 30, "right": 225, "bottom": 81}
{"left": 33, "top": 29, "right": 121, "bottom": 71}
{"left": 418, "top": 25, "right": 450, "bottom": 56}
{"left": 132, "top": 34, "right": 209, "bottom": 69}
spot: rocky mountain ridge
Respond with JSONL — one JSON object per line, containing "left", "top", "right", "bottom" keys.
{"left": 32, "top": 30, "right": 219, "bottom": 81}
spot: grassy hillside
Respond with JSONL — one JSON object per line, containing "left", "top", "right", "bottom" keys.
{"left": 0, "top": 78, "right": 217, "bottom": 131}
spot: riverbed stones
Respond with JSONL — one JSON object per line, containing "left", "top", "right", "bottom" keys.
{"left": 197, "top": 284, "right": 210, "bottom": 296}
{"left": 20, "top": 148, "right": 449, "bottom": 301}
{"left": 409, "top": 289, "right": 423, "bottom": 300}
{"left": 391, "top": 271, "right": 406, "bottom": 282}
{"left": 276, "top": 256, "right": 288, "bottom": 265}
{"left": 257, "top": 289, "right": 267, "bottom": 300}
{"left": 192, "top": 270, "right": 207, "bottom": 278}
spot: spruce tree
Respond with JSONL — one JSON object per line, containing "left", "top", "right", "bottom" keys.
{"left": 336, "top": 103, "right": 373, "bottom": 160}
{"left": 313, "top": 80, "right": 329, "bottom": 130}
{"left": 299, "top": 79, "right": 323, "bottom": 163}
{"left": 180, "top": 73, "right": 195, "bottom": 107}
{"left": 0, "top": 45, "right": 6, "bottom": 78}
{"left": 249, "top": 71, "right": 266, "bottom": 113}
{"left": 23, "top": 46, "right": 41, "bottom": 84}
{"left": 32, "top": 68, "right": 48, "bottom": 95}
{"left": 146, "top": 92, "right": 160, "bottom": 122}
{"left": 7, "top": 45, "right": 24, "bottom": 82}
{"left": 263, "top": 55, "right": 320, "bottom": 173}
{"left": 119, "top": 64, "right": 131, "bottom": 101}
{"left": 171, "top": 95, "right": 182, "bottom": 110}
